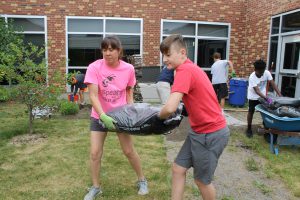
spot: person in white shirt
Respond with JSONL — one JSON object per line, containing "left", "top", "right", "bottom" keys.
{"left": 211, "top": 52, "right": 234, "bottom": 112}
{"left": 246, "top": 59, "right": 282, "bottom": 138}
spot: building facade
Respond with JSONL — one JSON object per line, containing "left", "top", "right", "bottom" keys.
{"left": 1, "top": 0, "right": 299, "bottom": 97}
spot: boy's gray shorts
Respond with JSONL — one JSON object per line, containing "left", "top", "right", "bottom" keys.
{"left": 90, "top": 117, "right": 108, "bottom": 132}
{"left": 175, "top": 126, "right": 230, "bottom": 185}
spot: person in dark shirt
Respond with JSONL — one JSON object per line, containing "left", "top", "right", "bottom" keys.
{"left": 156, "top": 65, "right": 174, "bottom": 104}
{"left": 70, "top": 73, "right": 87, "bottom": 105}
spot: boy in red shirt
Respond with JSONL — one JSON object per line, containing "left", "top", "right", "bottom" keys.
{"left": 158, "top": 35, "right": 230, "bottom": 200}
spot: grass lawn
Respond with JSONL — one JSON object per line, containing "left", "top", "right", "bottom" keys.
{"left": 0, "top": 102, "right": 171, "bottom": 200}
{"left": 229, "top": 125, "right": 300, "bottom": 197}
{"left": 1, "top": 101, "right": 300, "bottom": 199}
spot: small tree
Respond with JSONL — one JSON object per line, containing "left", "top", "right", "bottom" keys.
{"left": 0, "top": 18, "right": 23, "bottom": 85}
{"left": 0, "top": 19, "right": 64, "bottom": 134}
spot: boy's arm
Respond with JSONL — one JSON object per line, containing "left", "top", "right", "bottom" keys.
{"left": 158, "top": 92, "right": 184, "bottom": 119}
{"left": 70, "top": 84, "right": 74, "bottom": 94}
{"left": 253, "top": 86, "right": 267, "bottom": 99}
{"left": 73, "top": 84, "right": 79, "bottom": 95}
{"left": 126, "top": 86, "right": 134, "bottom": 104}
{"left": 228, "top": 61, "right": 234, "bottom": 73}
{"left": 269, "top": 80, "right": 282, "bottom": 96}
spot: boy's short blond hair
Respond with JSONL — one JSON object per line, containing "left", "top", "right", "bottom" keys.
{"left": 160, "top": 34, "right": 187, "bottom": 55}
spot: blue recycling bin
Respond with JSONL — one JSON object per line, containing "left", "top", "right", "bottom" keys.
{"left": 229, "top": 78, "right": 248, "bottom": 106}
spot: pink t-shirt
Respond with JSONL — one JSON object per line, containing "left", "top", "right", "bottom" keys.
{"left": 84, "top": 59, "right": 136, "bottom": 119}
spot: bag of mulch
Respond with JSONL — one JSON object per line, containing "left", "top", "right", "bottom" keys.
{"left": 259, "top": 97, "right": 300, "bottom": 109}
{"left": 273, "top": 106, "right": 300, "bottom": 118}
{"left": 106, "top": 103, "right": 183, "bottom": 135}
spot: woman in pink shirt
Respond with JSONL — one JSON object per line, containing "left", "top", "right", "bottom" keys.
{"left": 83, "top": 36, "right": 148, "bottom": 200}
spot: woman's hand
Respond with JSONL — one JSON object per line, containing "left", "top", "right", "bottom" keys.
{"left": 100, "top": 113, "right": 117, "bottom": 130}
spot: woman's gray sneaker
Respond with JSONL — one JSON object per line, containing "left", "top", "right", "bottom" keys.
{"left": 137, "top": 179, "right": 149, "bottom": 195}
{"left": 84, "top": 186, "right": 102, "bottom": 200}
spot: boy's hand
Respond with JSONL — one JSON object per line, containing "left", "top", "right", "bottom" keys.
{"left": 265, "top": 97, "right": 273, "bottom": 104}
{"left": 100, "top": 113, "right": 117, "bottom": 130}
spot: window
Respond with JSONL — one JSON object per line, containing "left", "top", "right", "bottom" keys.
{"left": 271, "top": 17, "right": 280, "bottom": 35}
{"left": 282, "top": 11, "right": 300, "bottom": 33}
{"left": 268, "top": 9, "right": 300, "bottom": 72}
{"left": 1, "top": 16, "right": 46, "bottom": 49}
{"left": 268, "top": 36, "right": 278, "bottom": 71}
{"left": 66, "top": 17, "right": 142, "bottom": 75}
{"left": 0, "top": 15, "right": 46, "bottom": 85}
{"left": 197, "top": 40, "right": 227, "bottom": 68}
{"left": 161, "top": 20, "right": 230, "bottom": 71}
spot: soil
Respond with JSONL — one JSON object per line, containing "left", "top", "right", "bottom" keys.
{"left": 165, "top": 117, "right": 299, "bottom": 200}
{"left": 10, "top": 134, "right": 47, "bottom": 146}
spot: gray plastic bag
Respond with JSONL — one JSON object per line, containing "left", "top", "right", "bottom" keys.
{"left": 106, "top": 103, "right": 183, "bottom": 135}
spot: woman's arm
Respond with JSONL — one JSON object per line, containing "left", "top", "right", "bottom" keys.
{"left": 126, "top": 86, "right": 134, "bottom": 104}
{"left": 88, "top": 84, "right": 104, "bottom": 116}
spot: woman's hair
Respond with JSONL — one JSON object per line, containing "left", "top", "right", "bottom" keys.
{"left": 101, "top": 35, "right": 123, "bottom": 59}
{"left": 160, "top": 34, "right": 186, "bottom": 55}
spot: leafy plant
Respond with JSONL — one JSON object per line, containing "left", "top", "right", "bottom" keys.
{"left": 59, "top": 101, "right": 79, "bottom": 115}
{"left": 0, "top": 87, "right": 9, "bottom": 102}
{"left": 0, "top": 19, "right": 64, "bottom": 134}
{"left": 245, "top": 157, "right": 259, "bottom": 171}
{"left": 253, "top": 180, "right": 272, "bottom": 195}
{"left": 66, "top": 71, "right": 80, "bottom": 85}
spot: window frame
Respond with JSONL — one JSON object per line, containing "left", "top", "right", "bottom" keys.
{"left": 161, "top": 19, "right": 231, "bottom": 71}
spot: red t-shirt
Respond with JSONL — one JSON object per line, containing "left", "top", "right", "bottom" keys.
{"left": 171, "top": 59, "right": 226, "bottom": 134}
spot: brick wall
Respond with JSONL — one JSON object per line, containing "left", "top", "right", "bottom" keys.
{"left": 243, "top": 0, "right": 300, "bottom": 76}
{"left": 1, "top": 0, "right": 299, "bottom": 79}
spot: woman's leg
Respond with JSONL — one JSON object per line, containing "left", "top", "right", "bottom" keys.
{"left": 90, "top": 131, "right": 107, "bottom": 187}
{"left": 117, "top": 133, "right": 144, "bottom": 180}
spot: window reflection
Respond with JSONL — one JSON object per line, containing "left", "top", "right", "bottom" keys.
{"left": 282, "top": 11, "right": 300, "bottom": 33}
{"left": 268, "top": 36, "right": 278, "bottom": 72}
{"left": 281, "top": 76, "right": 296, "bottom": 97}
{"left": 283, "top": 42, "right": 300, "bottom": 70}
{"left": 197, "top": 40, "right": 226, "bottom": 68}
{"left": 68, "top": 34, "right": 102, "bottom": 66}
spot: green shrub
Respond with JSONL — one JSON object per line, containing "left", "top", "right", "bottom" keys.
{"left": 0, "top": 87, "right": 9, "bottom": 102}
{"left": 59, "top": 101, "right": 79, "bottom": 115}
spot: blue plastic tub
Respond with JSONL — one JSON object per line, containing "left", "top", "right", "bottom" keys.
{"left": 255, "top": 105, "right": 300, "bottom": 131}
{"left": 229, "top": 78, "right": 248, "bottom": 106}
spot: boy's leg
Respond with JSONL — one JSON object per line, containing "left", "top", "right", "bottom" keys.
{"left": 79, "top": 89, "right": 84, "bottom": 104}
{"left": 219, "top": 83, "right": 228, "bottom": 109}
{"left": 246, "top": 100, "right": 259, "bottom": 137}
{"left": 173, "top": 134, "right": 193, "bottom": 200}
{"left": 190, "top": 127, "right": 229, "bottom": 200}
{"left": 171, "top": 163, "right": 187, "bottom": 200}
{"left": 194, "top": 180, "right": 216, "bottom": 200}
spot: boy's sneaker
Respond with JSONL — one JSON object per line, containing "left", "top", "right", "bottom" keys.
{"left": 137, "top": 179, "right": 149, "bottom": 195}
{"left": 246, "top": 129, "right": 253, "bottom": 138}
{"left": 84, "top": 186, "right": 102, "bottom": 200}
